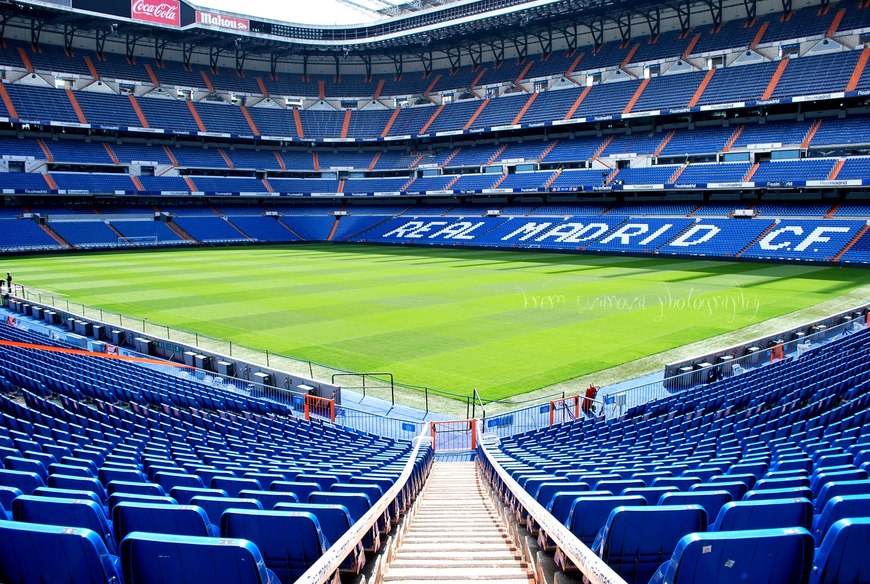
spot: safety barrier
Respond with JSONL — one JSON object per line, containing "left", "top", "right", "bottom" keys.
{"left": 477, "top": 434, "right": 628, "bottom": 584}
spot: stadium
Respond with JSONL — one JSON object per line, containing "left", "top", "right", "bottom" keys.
{"left": 0, "top": 0, "right": 869, "bottom": 581}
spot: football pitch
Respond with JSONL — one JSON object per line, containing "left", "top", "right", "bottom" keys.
{"left": 4, "top": 244, "right": 870, "bottom": 401}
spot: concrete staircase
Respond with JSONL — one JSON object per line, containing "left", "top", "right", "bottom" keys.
{"left": 383, "top": 462, "right": 534, "bottom": 584}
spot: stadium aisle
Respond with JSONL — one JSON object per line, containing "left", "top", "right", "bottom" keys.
{"left": 383, "top": 462, "right": 533, "bottom": 583}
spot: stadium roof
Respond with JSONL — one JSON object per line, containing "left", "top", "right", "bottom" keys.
{"left": 0, "top": 0, "right": 787, "bottom": 69}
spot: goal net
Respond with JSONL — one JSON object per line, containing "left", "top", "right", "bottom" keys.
{"left": 121, "top": 236, "right": 159, "bottom": 246}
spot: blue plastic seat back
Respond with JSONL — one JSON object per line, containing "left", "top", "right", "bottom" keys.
{"left": 51, "top": 463, "right": 96, "bottom": 478}
{"left": 652, "top": 477, "right": 701, "bottom": 491}
{"left": 331, "top": 483, "right": 382, "bottom": 504}
{"left": 190, "top": 496, "right": 263, "bottom": 528}
{"left": 567, "top": 495, "right": 648, "bottom": 546}
{"left": 0, "top": 486, "right": 22, "bottom": 515}
{"left": 728, "top": 462, "right": 768, "bottom": 480}
{"left": 811, "top": 518, "right": 870, "bottom": 584}
{"left": 594, "top": 479, "right": 646, "bottom": 493}
{"left": 108, "top": 493, "right": 177, "bottom": 511}
{"left": 112, "top": 502, "right": 212, "bottom": 544}
{"left": 650, "top": 527, "right": 814, "bottom": 584}
{"left": 744, "top": 487, "right": 813, "bottom": 502}
{"left": 0, "top": 519, "right": 121, "bottom": 584}
{"left": 659, "top": 491, "right": 732, "bottom": 525}
{"left": 714, "top": 473, "right": 757, "bottom": 490}
{"left": 622, "top": 487, "right": 679, "bottom": 505}
{"left": 12, "top": 494, "right": 117, "bottom": 554}
{"left": 296, "top": 473, "right": 339, "bottom": 491}
{"left": 5, "top": 456, "right": 48, "bottom": 480}
{"left": 548, "top": 490, "right": 613, "bottom": 521}
{"left": 48, "top": 474, "right": 108, "bottom": 504}
{"left": 536, "top": 482, "right": 589, "bottom": 506}
{"left": 120, "top": 532, "right": 279, "bottom": 584}
{"left": 308, "top": 492, "right": 371, "bottom": 522}
{"left": 170, "top": 487, "right": 227, "bottom": 506}
{"left": 815, "top": 479, "right": 870, "bottom": 514}
{"left": 754, "top": 476, "right": 810, "bottom": 491}
{"left": 239, "top": 490, "right": 300, "bottom": 510}
{"left": 811, "top": 470, "right": 867, "bottom": 497}
{"left": 221, "top": 509, "right": 330, "bottom": 583}
{"left": 211, "top": 477, "right": 263, "bottom": 498}
{"left": 274, "top": 502, "right": 353, "bottom": 546}
{"left": 527, "top": 480, "right": 572, "bottom": 499}
{"left": 711, "top": 498, "right": 812, "bottom": 532}
{"left": 270, "top": 481, "right": 321, "bottom": 502}
{"left": 107, "top": 480, "right": 165, "bottom": 497}
{"left": 813, "top": 494, "right": 870, "bottom": 546}
{"left": 0, "top": 469, "right": 45, "bottom": 495}
{"left": 690, "top": 481, "right": 747, "bottom": 501}
{"left": 243, "top": 473, "right": 284, "bottom": 491}
{"left": 35, "top": 486, "right": 103, "bottom": 507}
{"left": 99, "top": 467, "right": 146, "bottom": 486}
{"left": 154, "top": 471, "right": 204, "bottom": 492}
{"left": 599, "top": 505, "right": 707, "bottom": 584}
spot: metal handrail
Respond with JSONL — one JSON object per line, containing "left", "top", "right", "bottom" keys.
{"left": 476, "top": 436, "right": 628, "bottom": 584}
{"left": 295, "top": 430, "right": 432, "bottom": 584}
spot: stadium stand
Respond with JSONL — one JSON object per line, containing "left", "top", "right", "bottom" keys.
{"left": 0, "top": 0, "right": 869, "bottom": 579}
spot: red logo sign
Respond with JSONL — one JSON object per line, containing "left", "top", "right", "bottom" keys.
{"left": 196, "top": 10, "right": 250, "bottom": 31}
{"left": 131, "top": 0, "right": 180, "bottom": 26}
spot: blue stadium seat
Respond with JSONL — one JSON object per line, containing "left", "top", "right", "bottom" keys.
{"left": 238, "top": 489, "right": 299, "bottom": 510}
{"left": 0, "top": 520, "right": 122, "bottom": 583}
{"left": 12, "top": 494, "right": 117, "bottom": 554}
{"left": 108, "top": 493, "right": 177, "bottom": 511}
{"left": 0, "top": 469, "right": 45, "bottom": 495}
{"left": 274, "top": 502, "right": 365, "bottom": 573}
{"left": 649, "top": 527, "right": 814, "bottom": 584}
{"left": 814, "top": 480, "right": 870, "bottom": 514}
{"left": 120, "top": 532, "right": 280, "bottom": 584}
{"left": 710, "top": 498, "right": 813, "bottom": 532}
{"left": 547, "top": 490, "right": 614, "bottom": 522}
{"left": 169, "top": 487, "right": 227, "bottom": 506}
{"left": 270, "top": 480, "right": 321, "bottom": 502}
{"left": 594, "top": 505, "right": 707, "bottom": 584}
{"left": 812, "top": 494, "right": 870, "bottom": 546}
{"left": 0, "top": 486, "right": 22, "bottom": 519}
{"left": 622, "top": 486, "right": 680, "bottom": 505}
{"left": 190, "top": 495, "right": 263, "bottom": 531}
{"left": 743, "top": 487, "right": 813, "bottom": 502}
{"left": 112, "top": 502, "right": 215, "bottom": 544}
{"left": 658, "top": 490, "right": 732, "bottom": 524}
{"left": 221, "top": 509, "right": 331, "bottom": 583}
{"left": 565, "top": 495, "right": 648, "bottom": 546}
{"left": 810, "top": 518, "right": 870, "bottom": 584}
{"left": 106, "top": 480, "right": 165, "bottom": 497}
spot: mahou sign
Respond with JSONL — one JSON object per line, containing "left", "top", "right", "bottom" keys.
{"left": 196, "top": 10, "right": 250, "bottom": 31}
{"left": 131, "top": 0, "right": 180, "bottom": 26}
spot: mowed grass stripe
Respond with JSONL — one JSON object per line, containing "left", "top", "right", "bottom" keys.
{"left": 5, "top": 245, "right": 869, "bottom": 400}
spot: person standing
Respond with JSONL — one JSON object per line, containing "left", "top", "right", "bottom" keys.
{"left": 5, "top": 273, "right": 11, "bottom": 293}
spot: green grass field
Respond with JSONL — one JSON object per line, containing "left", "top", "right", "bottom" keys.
{"left": 4, "top": 245, "right": 869, "bottom": 400}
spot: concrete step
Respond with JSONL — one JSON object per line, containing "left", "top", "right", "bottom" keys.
{"left": 384, "top": 567, "right": 534, "bottom": 581}
{"left": 389, "top": 558, "right": 528, "bottom": 569}
{"left": 384, "top": 461, "right": 534, "bottom": 584}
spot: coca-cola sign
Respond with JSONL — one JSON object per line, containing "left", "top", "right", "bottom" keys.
{"left": 196, "top": 10, "right": 250, "bottom": 31}
{"left": 131, "top": 0, "right": 180, "bottom": 26}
